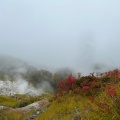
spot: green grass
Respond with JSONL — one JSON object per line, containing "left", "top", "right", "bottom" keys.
{"left": 0, "top": 94, "right": 49, "bottom": 108}
{"left": 0, "top": 96, "right": 18, "bottom": 107}
{"left": 0, "top": 109, "right": 23, "bottom": 120}
{"left": 35, "top": 69, "right": 120, "bottom": 120}
{"left": 0, "top": 108, "right": 35, "bottom": 120}
{"left": 0, "top": 94, "right": 50, "bottom": 120}
{"left": 36, "top": 87, "right": 120, "bottom": 120}
{"left": 35, "top": 93, "right": 88, "bottom": 120}
{"left": 22, "top": 109, "right": 35, "bottom": 120}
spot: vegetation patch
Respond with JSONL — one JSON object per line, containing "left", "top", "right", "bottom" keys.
{"left": 36, "top": 69, "right": 120, "bottom": 120}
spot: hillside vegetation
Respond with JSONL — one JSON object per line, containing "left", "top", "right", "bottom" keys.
{"left": 36, "top": 69, "right": 120, "bottom": 120}
{"left": 1, "top": 69, "right": 120, "bottom": 120}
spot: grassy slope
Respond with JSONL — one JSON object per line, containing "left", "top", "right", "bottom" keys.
{"left": 0, "top": 94, "right": 50, "bottom": 120}
{"left": 0, "top": 96, "right": 18, "bottom": 107}
{"left": 36, "top": 88, "right": 120, "bottom": 120}
{"left": 36, "top": 70, "right": 120, "bottom": 120}
{"left": 1, "top": 69, "right": 120, "bottom": 120}
{"left": 0, "top": 109, "right": 34, "bottom": 120}
{"left": 0, "top": 94, "right": 47, "bottom": 108}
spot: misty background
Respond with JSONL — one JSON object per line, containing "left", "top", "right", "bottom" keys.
{"left": 0, "top": 0, "right": 120, "bottom": 74}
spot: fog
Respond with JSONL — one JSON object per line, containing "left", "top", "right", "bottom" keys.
{"left": 0, "top": 74, "right": 53, "bottom": 96}
{"left": 0, "top": 55, "right": 53, "bottom": 95}
{"left": 0, "top": 75, "right": 43, "bottom": 96}
{"left": 0, "top": 0, "right": 120, "bottom": 74}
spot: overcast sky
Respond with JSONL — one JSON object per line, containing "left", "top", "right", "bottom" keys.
{"left": 0, "top": 0, "right": 120, "bottom": 74}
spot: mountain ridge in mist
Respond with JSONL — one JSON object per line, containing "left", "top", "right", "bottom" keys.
{"left": 0, "top": 55, "right": 37, "bottom": 76}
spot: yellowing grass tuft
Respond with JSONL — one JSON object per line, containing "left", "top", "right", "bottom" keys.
{"left": 0, "top": 96, "right": 18, "bottom": 107}
{"left": 0, "top": 109, "right": 22, "bottom": 120}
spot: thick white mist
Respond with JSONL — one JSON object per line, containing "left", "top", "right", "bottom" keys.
{"left": 0, "top": 75, "right": 52, "bottom": 96}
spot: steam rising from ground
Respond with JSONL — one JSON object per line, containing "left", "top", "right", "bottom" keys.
{"left": 0, "top": 55, "right": 53, "bottom": 96}
{"left": 0, "top": 75, "right": 52, "bottom": 96}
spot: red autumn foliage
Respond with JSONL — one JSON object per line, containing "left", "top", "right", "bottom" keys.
{"left": 88, "top": 96, "right": 95, "bottom": 103}
{"left": 104, "top": 69, "right": 120, "bottom": 81}
{"left": 57, "top": 74, "right": 76, "bottom": 92}
{"left": 98, "top": 103, "right": 111, "bottom": 113}
{"left": 56, "top": 69, "right": 120, "bottom": 96}
{"left": 66, "top": 74, "right": 76, "bottom": 90}
{"left": 75, "top": 87, "right": 81, "bottom": 93}
{"left": 55, "top": 69, "right": 120, "bottom": 116}
{"left": 107, "top": 88, "right": 117, "bottom": 96}
{"left": 82, "top": 86, "right": 90, "bottom": 92}
{"left": 57, "top": 81, "right": 66, "bottom": 91}
{"left": 98, "top": 103, "right": 109, "bottom": 109}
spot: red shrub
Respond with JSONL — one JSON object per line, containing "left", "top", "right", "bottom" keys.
{"left": 88, "top": 96, "right": 95, "bottom": 103}
{"left": 56, "top": 69, "right": 120, "bottom": 96}
{"left": 57, "top": 81, "right": 66, "bottom": 91}
{"left": 57, "top": 74, "right": 76, "bottom": 92}
{"left": 107, "top": 88, "right": 116, "bottom": 96}
{"left": 104, "top": 69, "right": 120, "bottom": 82}
{"left": 82, "top": 86, "right": 90, "bottom": 92}
{"left": 98, "top": 103, "right": 111, "bottom": 113}
{"left": 98, "top": 103, "right": 109, "bottom": 109}
{"left": 66, "top": 74, "right": 76, "bottom": 90}
{"left": 75, "top": 87, "right": 81, "bottom": 93}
